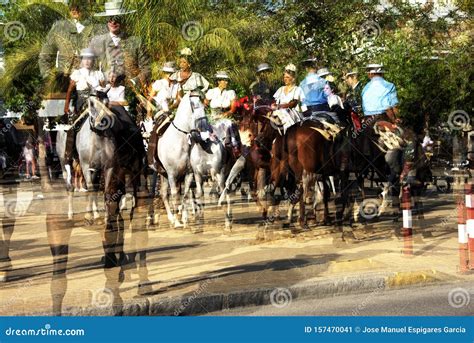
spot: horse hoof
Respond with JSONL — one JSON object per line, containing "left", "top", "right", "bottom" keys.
{"left": 0, "top": 271, "right": 7, "bottom": 282}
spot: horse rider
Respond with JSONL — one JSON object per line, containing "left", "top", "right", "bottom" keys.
{"left": 39, "top": 1, "right": 101, "bottom": 94}
{"left": 88, "top": 0, "right": 149, "bottom": 173}
{"left": 361, "top": 64, "right": 402, "bottom": 191}
{"left": 344, "top": 68, "right": 363, "bottom": 115}
{"left": 299, "top": 57, "right": 329, "bottom": 117}
{"left": 250, "top": 63, "right": 274, "bottom": 108}
{"left": 63, "top": 48, "right": 106, "bottom": 171}
{"left": 90, "top": 0, "right": 150, "bottom": 91}
{"left": 271, "top": 63, "right": 305, "bottom": 133}
{"left": 146, "top": 61, "right": 179, "bottom": 170}
{"left": 169, "top": 48, "right": 211, "bottom": 144}
{"left": 204, "top": 70, "right": 242, "bottom": 157}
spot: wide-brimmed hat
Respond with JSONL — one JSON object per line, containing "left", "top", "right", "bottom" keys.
{"left": 301, "top": 56, "right": 317, "bottom": 65}
{"left": 162, "top": 61, "right": 176, "bottom": 73}
{"left": 316, "top": 67, "right": 332, "bottom": 77}
{"left": 215, "top": 71, "right": 230, "bottom": 80}
{"left": 284, "top": 63, "right": 297, "bottom": 73}
{"left": 94, "top": 0, "right": 136, "bottom": 17}
{"left": 80, "top": 48, "right": 95, "bottom": 58}
{"left": 256, "top": 63, "right": 272, "bottom": 73}
{"left": 366, "top": 63, "right": 385, "bottom": 73}
{"left": 344, "top": 69, "right": 358, "bottom": 77}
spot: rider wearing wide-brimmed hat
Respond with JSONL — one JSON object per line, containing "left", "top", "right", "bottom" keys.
{"left": 147, "top": 61, "right": 180, "bottom": 170}
{"left": 39, "top": 0, "right": 102, "bottom": 93}
{"left": 63, "top": 48, "right": 106, "bottom": 167}
{"left": 299, "top": 56, "right": 329, "bottom": 116}
{"left": 343, "top": 68, "right": 362, "bottom": 115}
{"left": 250, "top": 63, "right": 274, "bottom": 106}
{"left": 205, "top": 70, "right": 242, "bottom": 157}
{"left": 89, "top": 0, "right": 150, "bottom": 87}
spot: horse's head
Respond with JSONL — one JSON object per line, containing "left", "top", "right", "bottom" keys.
{"left": 87, "top": 95, "right": 116, "bottom": 134}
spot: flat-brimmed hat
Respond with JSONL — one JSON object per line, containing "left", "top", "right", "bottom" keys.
{"left": 344, "top": 69, "right": 358, "bottom": 77}
{"left": 162, "top": 61, "right": 176, "bottom": 73}
{"left": 301, "top": 56, "right": 317, "bottom": 65}
{"left": 214, "top": 71, "right": 230, "bottom": 80}
{"left": 94, "top": 0, "right": 136, "bottom": 17}
{"left": 366, "top": 63, "right": 385, "bottom": 73}
{"left": 79, "top": 48, "right": 95, "bottom": 58}
{"left": 256, "top": 63, "right": 272, "bottom": 73}
{"left": 316, "top": 67, "right": 332, "bottom": 77}
{"left": 284, "top": 63, "right": 297, "bottom": 73}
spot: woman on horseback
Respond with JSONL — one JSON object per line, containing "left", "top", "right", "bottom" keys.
{"left": 146, "top": 61, "right": 179, "bottom": 169}
{"left": 63, "top": 48, "right": 105, "bottom": 169}
{"left": 204, "top": 71, "right": 242, "bottom": 157}
{"left": 272, "top": 64, "right": 305, "bottom": 132}
{"left": 170, "top": 48, "right": 211, "bottom": 143}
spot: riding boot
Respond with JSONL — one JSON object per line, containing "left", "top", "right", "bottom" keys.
{"left": 90, "top": 169, "right": 101, "bottom": 192}
{"left": 64, "top": 129, "right": 76, "bottom": 166}
{"left": 147, "top": 122, "right": 160, "bottom": 170}
{"left": 230, "top": 123, "right": 242, "bottom": 158}
{"left": 192, "top": 118, "right": 213, "bottom": 153}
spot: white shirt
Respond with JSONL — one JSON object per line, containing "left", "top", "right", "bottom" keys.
{"left": 73, "top": 19, "right": 85, "bottom": 34}
{"left": 70, "top": 68, "right": 105, "bottom": 91}
{"left": 151, "top": 78, "right": 179, "bottom": 112}
{"left": 273, "top": 85, "right": 305, "bottom": 112}
{"left": 107, "top": 85, "right": 125, "bottom": 102}
{"left": 206, "top": 87, "right": 236, "bottom": 110}
{"left": 327, "top": 94, "right": 344, "bottom": 109}
{"left": 110, "top": 32, "right": 121, "bottom": 46}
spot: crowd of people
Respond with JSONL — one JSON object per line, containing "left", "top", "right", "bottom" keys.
{"left": 36, "top": 0, "right": 402, "bottom": 189}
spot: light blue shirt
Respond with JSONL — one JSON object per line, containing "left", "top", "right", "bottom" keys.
{"left": 361, "top": 76, "right": 399, "bottom": 116}
{"left": 299, "top": 72, "right": 327, "bottom": 106}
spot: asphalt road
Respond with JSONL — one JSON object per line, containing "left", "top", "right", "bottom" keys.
{"left": 205, "top": 281, "right": 474, "bottom": 316}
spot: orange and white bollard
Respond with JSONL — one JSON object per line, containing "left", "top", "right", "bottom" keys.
{"left": 401, "top": 186, "right": 413, "bottom": 256}
{"left": 457, "top": 187, "right": 469, "bottom": 273}
{"left": 465, "top": 182, "right": 474, "bottom": 270}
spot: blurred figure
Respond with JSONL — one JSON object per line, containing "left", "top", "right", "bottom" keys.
{"left": 23, "top": 139, "right": 38, "bottom": 180}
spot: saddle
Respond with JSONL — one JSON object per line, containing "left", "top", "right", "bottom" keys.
{"left": 302, "top": 116, "right": 343, "bottom": 141}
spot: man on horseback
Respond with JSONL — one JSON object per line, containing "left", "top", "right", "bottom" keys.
{"left": 250, "top": 63, "right": 274, "bottom": 107}
{"left": 88, "top": 0, "right": 150, "bottom": 176}
{"left": 299, "top": 57, "right": 329, "bottom": 117}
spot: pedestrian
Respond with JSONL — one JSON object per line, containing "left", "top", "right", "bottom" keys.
{"left": 23, "top": 139, "right": 38, "bottom": 180}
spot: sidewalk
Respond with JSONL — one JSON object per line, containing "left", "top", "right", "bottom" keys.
{"left": 0, "top": 184, "right": 472, "bottom": 316}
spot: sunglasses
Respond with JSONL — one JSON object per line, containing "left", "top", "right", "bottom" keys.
{"left": 108, "top": 16, "right": 122, "bottom": 24}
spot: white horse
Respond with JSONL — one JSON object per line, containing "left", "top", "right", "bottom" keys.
{"left": 157, "top": 93, "right": 195, "bottom": 228}
{"left": 56, "top": 118, "right": 100, "bottom": 222}
{"left": 190, "top": 118, "right": 232, "bottom": 231}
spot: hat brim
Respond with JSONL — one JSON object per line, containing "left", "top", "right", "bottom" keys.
{"left": 318, "top": 72, "right": 331, "bottom": 77}
{"left": 345, "top": 72, "right": 358, "bottom": 77}
{"left": 367, "top": 69, "right": 385, "bottom": 73}
{"left": 94, "top": 9, "right": 137, "bottom": 17}
{"left": 162, "top": 68, "right": 176, "bottom": 73}
{"left": 257, "top": 68, "right": 271, "bottom": 73}
{"left": 80, "top": 54, "right": 95, "bottom": 58}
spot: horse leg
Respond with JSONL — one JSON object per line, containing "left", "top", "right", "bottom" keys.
{"left": 297, "top": 182, "right": 308, "bottom": 232}
{"left": 194, "top": 172, "right": 204, "bottom": 231}
{"left": 160, "top": 175, "right": 174, "bottom": 228}
{"left": 217, "top": 170, "right": 232, "bottom": 232}
{"left": 181, "top": 172, "right": 194, "bottom": 229}
{"left": 168, "top": 175, "right": 183, "bottom": 228}
{"left": 323, "top": 178, "right": 331, "bottom": 225}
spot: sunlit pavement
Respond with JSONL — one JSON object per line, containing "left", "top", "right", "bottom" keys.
{"left": 0, "top": 179, "right": 473, "bottom": 316}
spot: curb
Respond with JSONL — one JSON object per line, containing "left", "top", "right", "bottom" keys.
{"left": 26, "top": 269, "right": 454, "bottom": 316}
